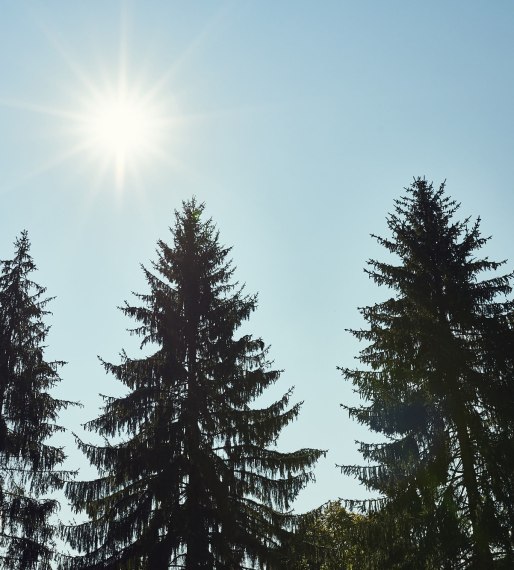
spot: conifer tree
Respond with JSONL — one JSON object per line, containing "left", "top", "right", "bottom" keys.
{"left": 340, "top": 179, "right": 514, "bottom": 568}
{"left": 63, "top": 199, "right": 323, "bottom": 569}
{"left": 0, "top": 231, "right": 74, "bottom": 569}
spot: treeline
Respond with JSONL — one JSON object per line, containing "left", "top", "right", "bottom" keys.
{"left": 0, "top": 178, "right": 513, "bottom": 569}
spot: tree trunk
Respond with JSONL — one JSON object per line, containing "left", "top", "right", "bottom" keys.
{"left": 453, "top": 404, "right": 493, "bottom": 568}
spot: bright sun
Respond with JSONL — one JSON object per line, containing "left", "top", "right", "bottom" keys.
{"left": 78, "top": 87, "right": 164, "bottom": 188}
{"left": 88, "top": 98, "right": 150, "bottom": 155}
{"left": 0, "top": 13, "right": 183, "bottom": 192}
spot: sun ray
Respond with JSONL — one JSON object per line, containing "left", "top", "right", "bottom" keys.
{"left": 0, "top": 139, "right": 96, "bottom": 197}
{"left": 0, "top": 98, "right": 84, "bottom": 121}
{"left": 35, "top": 19, "right": 104, "bottom": 97}
{"left": 138, "top": 2, "right": 234, "bottom": 105}
{"left": 2, "top": 1, "right": 249, "bottom": 196}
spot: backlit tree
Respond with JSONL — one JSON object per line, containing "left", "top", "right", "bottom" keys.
{"left": 0, "top": 232, "right": 74, "bottom": 569}
{"left": 341, "top": 179, "right": 514, "bottom": 568}
{"left": 63, "top": 199, "right": 323, "bottom": 569}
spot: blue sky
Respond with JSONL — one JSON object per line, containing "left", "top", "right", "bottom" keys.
{"left": 1, "top": 0, "right": 514, "bottom": 521}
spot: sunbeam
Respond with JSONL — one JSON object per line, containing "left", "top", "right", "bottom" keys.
{"left": 0, "top": 1, "right": 244, "bottom": 196}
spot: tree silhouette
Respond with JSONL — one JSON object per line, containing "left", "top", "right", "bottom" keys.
{"left": 63, "top": 199, "right": 323, "bottom": 569}
{"left": 341, "top": 179, "right": 514, "bottom": 568}
{"left": 0, "top": 232, "right": 74, "bottom": 569}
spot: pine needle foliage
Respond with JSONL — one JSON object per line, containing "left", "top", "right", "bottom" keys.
{"left": 279, "top": 500, "right": 369, "bottom": 569}
{"left": 340, "top": 179, "right": 514, "bottom": 568}
{"left": 63, "top": 199, "right": 323, "bottom": 569}
{"left": 0, "top": 231, "right": 75, "bottom": 569}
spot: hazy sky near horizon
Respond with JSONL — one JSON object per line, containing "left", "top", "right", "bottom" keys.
{"left": 2, "top": 0, "right": 514, "bottom": 520}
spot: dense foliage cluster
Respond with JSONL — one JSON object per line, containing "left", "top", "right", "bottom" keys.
{"left": 279, "top": 500, "right": 368, "bottom": 569}
{"left": 2, "top": 181, "right": 514, "bottom": 569}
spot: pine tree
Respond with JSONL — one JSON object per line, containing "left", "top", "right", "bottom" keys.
{"left": 63, "top": 199, "right": 323, "bottom": 569}
{"left": 340, "top": 179, "right": 514, "bottom": 568}
{"left": 0, "top": 231, "right": 74, "bottom": 569}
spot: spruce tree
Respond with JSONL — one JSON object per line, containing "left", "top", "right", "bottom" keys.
{"left": 63, "top": 199, "right": 323, "bottom": 569}
{"left": 0, "top": 231, "right": 74, "bottom": 569}
{"left": 340, "top": 179, "right": 514, "bottom": 568}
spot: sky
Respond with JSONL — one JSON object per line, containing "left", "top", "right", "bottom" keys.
{"left": 1, "top": 0, "right": 514, "bottom": 526}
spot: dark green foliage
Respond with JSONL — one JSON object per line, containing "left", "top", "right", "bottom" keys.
{"left": 279, "top": 500, "right": 369, "bottom": 569}
{"left": 0, "top": 232, "right": 74, "bottom": 569}
{"left": 63, "top": 199, "right": 323, "bottom": 569}
{"left": 340, "top": 179, "right": 514, "bottom": 568}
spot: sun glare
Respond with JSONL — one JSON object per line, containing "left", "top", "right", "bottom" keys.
{"left": 89, "top": 99, "right": 149, "bottom": 155}
{"left": 78, "top": 87, "right": 165, "bottom": 188}
{"left": 0, "top": 7, "right": 191, "bottom": 193}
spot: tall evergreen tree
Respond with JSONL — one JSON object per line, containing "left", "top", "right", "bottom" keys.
{"left": 340, "top": 179, "right": 514, "bottom": 568}
{"left": 63, "top": 199, "right": 323, "bottom": 569}
{"left": 0, "top": 231, "right": 74, "bottom": 569}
